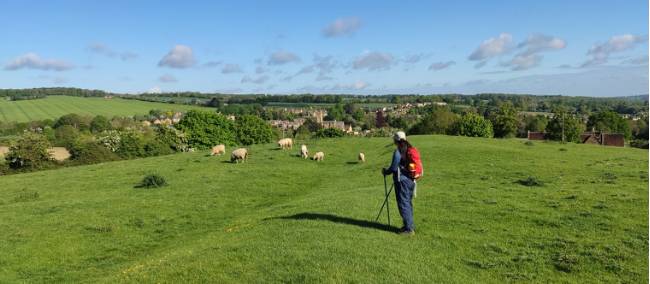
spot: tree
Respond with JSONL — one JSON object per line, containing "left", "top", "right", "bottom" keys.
{"left": 176, "top": 110, "right": 236, "bottom": 148}
{"left": 54, "top": 113, "right": 89, "bottom": 130}
{"left": 90, "top": 115, "right": 112, "bottom": 133}
{"left": 5, "top": 132, "right": 53, "bottom": 170}
{"left": 235, "top": 115, "right": 274, "bottom": 145}
{"left": 587, "top": 111, "right": 632, "bottom": 140}
{"left": 452, "top": 112, "right": 493, "bottom": 138}
{"left": 490, "top": 102, "right": 519, "bottom": 138}
{"left": 325, "top": 103, "right": 345, "bottom": 121}
{"left": 54, "top": 125, "right": 80, "bottom": 148}
{"left": 314, "top": 128, "right": 345, "bottom": 138}
{"left": 408, "top": 107, "right": 458, "bottom": 135}
{"left": 545, "top": 111, "right": 585, "bottom": 143}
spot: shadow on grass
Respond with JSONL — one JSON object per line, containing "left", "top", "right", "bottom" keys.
{"left": 270, "top": 212, "right": 399, "bottom": 233}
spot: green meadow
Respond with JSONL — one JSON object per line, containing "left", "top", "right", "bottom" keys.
{"left": 0, "top": 96, "right": 209, "bottom": 123}
{"left": 0, "top": 135, "right": 647, "bottom": 283}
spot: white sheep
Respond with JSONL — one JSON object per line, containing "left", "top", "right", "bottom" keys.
{"left": 300, "top": 144, "right": 309, "bottom": 159}
{"left": 313, "top": 151, "right": 324, "bottom": 161}
{"left": 358, "top": 152, "right": 365, "bottom": 163}
{"left": 210, "top": 144, "right": 226, "bottom": 156}
{"left": 278, "top": 138, "right": 293, "bottom": 150}
{"left": 231, "top": 148, "right": 248, "bottom": 163}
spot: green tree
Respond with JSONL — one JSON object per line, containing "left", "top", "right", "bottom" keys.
{"left": 90, "top": 115, "right": 112, "bottom": 133}
{"left": 314, "top": 128, "right": 345, "bottom": 138}
{"left": 409, "top": 107, "right": 458, "bottom": 135}
{"left": 587, "top": 111, "right": 632, "bottom": 140}
{"left": 325, "top": 103, "right": 345, "bottom": 121}
{"left": 452, "top": 112, "right": 493, "bottom": 138}
{"left": 54, "top": 113, "right": 89, "bottom": 130}
{"left": 490, "top": 102, "right": 519, "bottom": 138}
{"left": 5, "top": 132, "right": 53, "bottom": 170}
{"left": 545, "top": 111, "right": 585, "bottom": 143}
{"left": 176, "top": 110, "right": 236, "bottom": 148}
{"left": 54, "top": 125, "right": 80, "bottom": 148}
{"left": 235, "top": 115, "right": 274, "bottom": 145}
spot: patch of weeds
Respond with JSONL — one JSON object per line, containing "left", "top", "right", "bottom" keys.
{"left": 483, "top": 243, "right": 508, "bottom": 254}
{"left": 135, "top": 174, "right": 167, "bottom": 189}
{"left": 547, "top": 201, "right": 560, "bottom": 208}
{"left": 466, "top": 259, "right": 497, "bottom": 269}
{"left": 602, "top": 172, "right": 617, "bottom": 184}
{"left": 564, "top": 194, "right": 578, "bottom": 200}
{"left": 504, "top": 272, "right": 532, "bottom": 281}
{"left": 524, "top": 141, "right": 534, "bottom": 146}
{"left": 130, "top": 217, "right": 145, "bottom": 228}
{"left": 85, "top": 225, "right": 113, "bottom": 233}
{"left": 13, "top": 189, "right": 39, "bottom": 203}
{"left": 578, "top": 211, "right": 592, "bottom": 217}
{"left": 483, "top": 199, "right": 497, "bottom": 205}
{"left": 593, "top": 202, "right": 608, "bottom": 210}
{"left": 517, "top": 176, "right": 544, "bottom": 187}
{"left": 480, "top": 176, "right": 490, "bottom": 181}
{"left": 553, "top": 252, "right": 579, "bottom": 273}
{"left": 559, "top": 148, "right": 568, "bottom": 152}
{"left": 511, "top": 254, "right": 533, "bottom": 263}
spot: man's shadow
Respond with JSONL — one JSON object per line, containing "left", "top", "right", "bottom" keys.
{"left": 269, "top": 212, "right": 399, "bottom": 233}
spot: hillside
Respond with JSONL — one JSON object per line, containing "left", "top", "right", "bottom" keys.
{"left": 0, "top": 135, "right": 647, "bottom": 282}
{"left": 0, "top": 96, "right": 209, "bottom": 123}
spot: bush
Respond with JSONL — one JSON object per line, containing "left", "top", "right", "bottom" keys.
{"left": 453, "top": 112, "right": 494, "bottom": 138}
{"left": 490, "top": 102, "right": 518, "bottom": 138}
{"left": 517, "top": 176, "right": 544, "bottom": 187}
{"left": 408, "top": 106, "right": 457, "bottom": 135}
{"left": 155, "top": 126, "right": 190, "bottom": 152}
{"left": 176, "top": 110, "right": 236, "bottom": 149}
{"left": 69, "top": 141, "right": 119, "bottom": 165}
{"left": 545, "top": 111, "right": 585, "bottom": 143}
{"left": 5, "top": 132, "right": 53, "bottom": 170}
{"left": 116, "top": 131, "right": 147, "bottom": 158}
{"left": 54, "top": 113, "right": 89, "bottom": 130}
{"left": 90, "top": 115, "right": 112, "bottom": 133}
{"left": 235, "top": 115, "right": 274, "bottom": 145}
{"left": 97, "top": 130, "right": 121, "bottom": 152}
{"left": 136, "top": 174, "right": 167, "bottom": 188}
{"left": 54, "top": 125, "right": 80, "bottom": 148}
{"left": 143, "top": 139, "right": 174, "bottom": 156}
{"left": 314, "top": 128, "right": 345, "bottom": 138}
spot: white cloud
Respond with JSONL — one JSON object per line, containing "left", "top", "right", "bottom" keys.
{"left": 159, "top": 74, "right": 177, "bottom": 83}
{"left": 4, "top": 53, "right": 73, "bottom": 71}
{"left": 582, "top": 34, "right": 647, "bottom": 67}
{"left": 502, "top": 54, "right": 542, "bottom": 71}
{"left": 468, "top": 33, "right": 514, "bottom": 61}
{"left": 38, "top": 74, "right": 68, "bottom": 84}
{"left": 268, "top": 51, "right": 300, "bottom": 65}
{"left": 221, "top": 64, "right": 243, "bottom": 74}
{"left": 428, "top": 61, "right": 456, "bottom": 71}
{"left": 241, "top": 75, "right": 270, "bottom": 84}
{"left": 518, "top": 34, "right": 566, "bottom": 56}
{"left": 332, "top": 80, "right": 369, "bottom": 90}
{"left": 87, "top": 43, "right": 138, "bottom": 61}
{"left": 158, "top": 45, "right": 196, "bottom": 68}
{"left": 352, "top": 51, "right": 394, "bottom": 71}
{"left": 147, "top": 86, "right": 162, "bottom": 94}
{"left": 322, "top": 17, "right": 362, "bottom": 37}
{"left": 291, "top": 54, "right": 338, "bottom": 80}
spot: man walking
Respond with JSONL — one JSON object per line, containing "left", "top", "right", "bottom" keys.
{"left": 382, "top": 131, "right": 417, "bottom": 235}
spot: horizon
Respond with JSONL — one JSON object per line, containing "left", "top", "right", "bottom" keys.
{"left": 1, "top": 0, "right": 648, "bottom": 97}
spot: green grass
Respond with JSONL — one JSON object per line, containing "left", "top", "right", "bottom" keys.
{"left": 0, "top": 96, "right": 210, "bottom": 122}
{"left": 0, "top": 135, "right": 647, "bottom": 283}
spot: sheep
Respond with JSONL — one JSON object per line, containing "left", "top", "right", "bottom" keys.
{"left": 300, "top": 144, "right": 309, "bottom": 159}
{"left": 278, "top": 138, "right": 293, "bottom": 150}
{"left": 313, "top": 151, "right": 324, "bottom": 161}
{"left": 358, "top": 152, "right": 365, "bottom": 163}
{"left": 210, "top": 144, "right": 226, "bottom": 156}
{"left": 231, "top": 148, "right": 248, "bottom": 163}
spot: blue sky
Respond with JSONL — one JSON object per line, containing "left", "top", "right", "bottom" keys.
{"left": 0, "top": 0, "right": 648, "bottom": 96}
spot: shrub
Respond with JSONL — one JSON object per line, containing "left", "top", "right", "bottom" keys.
{"left": 490, "top": 102, "right": 518, "bottom": 138}
{"left": 408, "top": 106, "right": 458, "bottom": 135}
{"left": 5, "top": 132, "right": 53, "bottom": 170}
{"left": 116, "top": 131, "right": 147, "bottom": 158}
{"left": 453, "top": 112, "right": 494, "bottom": 138}
{"left": 545, "top": 111, "right": 585, "bottom": 143}
{"left": 69, "top": 141, "right": 119, "bottom": 165}
{"left": 314, "top": 128, "right": 345, "bottom": 138}
{"left": 136, "top": 174, "right": 167, "bottom": 188}
{"left": 143, "top": 139, "right": 174, "bottom": 156}
{"left": 517, "top": 176, "right": 544, "bottom": 187}
{"left": 54, "top": 113, "right": 89, "bottom": 130}
{"left": 97, "top": 130, "right": 121, "bottom": 152}
{"left": 155, "top": 126, "right": 190, "bottom": 152}
{"left": 54, "top": 125, "right": 80, "bottom": 148}
{"left": 176, "top": 110, "right": 236, "bottom": 149}
{"left": 235, "top": 115, "right": 274, "bottom": 145}
{"left": 90, "top": 115, "right": 112, "bottom": 133}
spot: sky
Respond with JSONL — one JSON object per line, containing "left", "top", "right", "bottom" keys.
{"left": 0, "top": 0, "right": 648, "bottom": 97}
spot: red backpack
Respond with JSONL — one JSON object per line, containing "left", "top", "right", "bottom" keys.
{"left": 405, "top": 147, "right": 424, "bottom": 180}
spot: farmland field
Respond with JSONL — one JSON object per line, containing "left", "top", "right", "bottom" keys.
{"left": 0, "top": 135, "right": 647, "bottom": 282}
{"left": 0, "top": 96, "right": 210, "bottom": 123}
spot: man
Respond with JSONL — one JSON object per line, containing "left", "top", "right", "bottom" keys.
{"left": 382, "top": 131, "right": 416, "bottom": 235}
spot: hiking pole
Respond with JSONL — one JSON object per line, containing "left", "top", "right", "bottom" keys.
{"left": 375, "top": 175, "right": 393, "bottom": 225}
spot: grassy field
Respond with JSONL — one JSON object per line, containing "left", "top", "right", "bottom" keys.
{"left": 0, "top": 135, "right": 647, "bottom": 282}
{"left": 0, "top": 96, "right": 210, "bottom": 123}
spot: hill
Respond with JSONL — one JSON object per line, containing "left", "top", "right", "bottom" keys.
{"left": 0, "top": 96, "right": 209, "bottom": 123}
{"left": 0, "top": 135, "right": 647, "bottom": 282}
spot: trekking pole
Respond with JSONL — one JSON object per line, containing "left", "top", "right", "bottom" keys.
{"left": 375, "top": 176, "right": 393, "bottom": 224}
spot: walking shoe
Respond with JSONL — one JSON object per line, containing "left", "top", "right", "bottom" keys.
{"left": 398, "top": 229, "right": 415, "bottom": 236}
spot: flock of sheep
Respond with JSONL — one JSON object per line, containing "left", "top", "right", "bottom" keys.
{"left": 209, "top": 138, "right": 365, "bottom": 164}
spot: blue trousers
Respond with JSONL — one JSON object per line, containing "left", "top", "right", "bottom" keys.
{"left": 394, "top": 174, "right": 415, "bottom": 231}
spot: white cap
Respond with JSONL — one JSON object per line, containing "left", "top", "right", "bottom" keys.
{"left": 393, "top": 131, "right": 406, "bottom": 142}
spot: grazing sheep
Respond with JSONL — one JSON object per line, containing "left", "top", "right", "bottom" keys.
{"left": 278, "top": 138, "right": 293, "bottom": 149}
{"left": 211, "top": 144, "right": 226, "bottom": 156}
{"left": 300, "top": 144, "right": 309, "bottom": 159}
{"left": 231, "top": 148, "right": 248, "bottom": 163}
{"left": 313, "top": 151, "right": 324, "bottom": 161}
{"left": 358, "top": 152, "right": 365, "bottom": 163}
